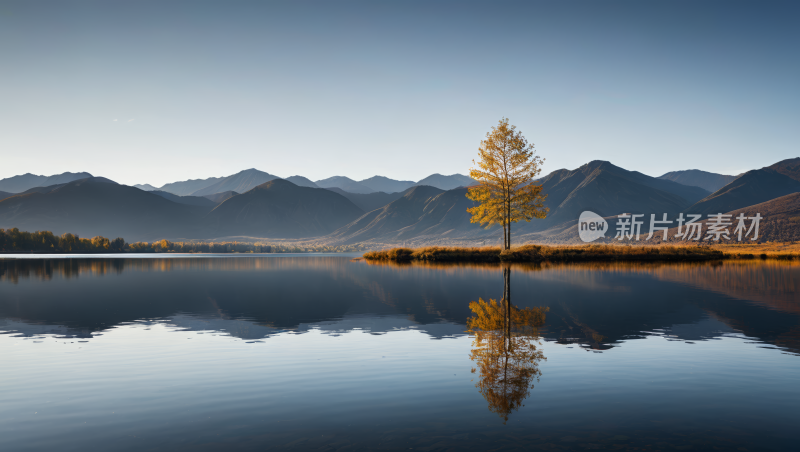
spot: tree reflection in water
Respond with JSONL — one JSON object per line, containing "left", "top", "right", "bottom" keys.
{"left": 467, "top": 266, "right": 548, "bottom": 423}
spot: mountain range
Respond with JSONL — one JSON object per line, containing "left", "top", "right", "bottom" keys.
{"left": 0, "top": 172, "right": 93, "bottom": 193}
{"left": 0, "top": 178, "right": 209, "bottom": 240}
{"left": 659, "top": 192, "right": 800, "bottom": 244}
{"left": 323, "top": 187, "right": 405, "bottom": 212}
{"left": 284, "top": 176, "right": 318, "bottom": 188}
{"left": 686, "top": 168, "right": 800, "bottom": 216}
{"left": 658, "top": 170, "right": 737, "bottom": 193}
{"left": 0, "top": 158, "right": 797, "bottom": 244}
{"left": 530, "top": 161, "right": 709, "bottom": 228}
{"left": 202, "top": 179, "right": 365, "bottom": 239}
{"left": 119, "top": 170, "right": 478, "bottom": 197}
{"left": 329, "top": 186, "right": 482, "bottom": 244}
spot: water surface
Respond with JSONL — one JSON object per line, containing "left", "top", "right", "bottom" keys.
{"left": 1, "top": 256, "right": 798, "bottom": 451}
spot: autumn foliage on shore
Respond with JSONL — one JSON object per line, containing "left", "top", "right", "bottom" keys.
{"left": 362, "top": 244, "right": 733, "bottom": 262}
{"left": 0, "top": 228, "right": 365, "bottom": 254}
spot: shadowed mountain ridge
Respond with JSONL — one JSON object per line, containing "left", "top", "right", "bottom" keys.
{"left": 159, "top": 177, "right": 222, "bottom": 196}
{"left": 150, "top": 191, "right": 217, "bottom": 207}
{"left": 532, "top": 161, "right": 706, "bottom": 229}
{"left": 202, "top": 191, "right": 238, "bottom": 203}
{"left": 659, "top": 170, "right": 737, "bottom": 193}
{"left": 315, "top": 176, "right": 374, "bottom": 194}
{"left": 328, "top": 185, "right": 488, "bottom": 243}
{"left": 0, "top": 177, "right": 207, "bottom": 241}
{"left": 0, "top": 172, "right": 93, "bottom": 193}
{"left": 324, "top": 187, "right": 406, "bottom": 212}
{"left": 359, "top": 176, "right": 415, "bottom": 193}
{"left": 285, "top": 176, "right": 319, "bottom": 188}
{"left": 415, "top": 173, "right": 476, "bottom": 190}
{"left": 202, "top": 179, "right": 365, "bottom": 239}
{"left": 768, "top": 157, "right": 800, "bottom": 182}
{"left": 191, "top": 169, "right": 279, "bottom": 196}
{"left": 686, "top": 168, "right": 800, "bottom": 216}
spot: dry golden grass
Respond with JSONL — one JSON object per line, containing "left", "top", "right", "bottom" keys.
{"left": 709, "top": 242, "right": 800, "bottom": 260}
{"left": 363, "top": 244, "right": 734, "bottom": 263}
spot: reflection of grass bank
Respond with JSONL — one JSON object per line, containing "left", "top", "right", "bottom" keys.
{"left": 363, "top": 244, "right": 739, "bottom": 263}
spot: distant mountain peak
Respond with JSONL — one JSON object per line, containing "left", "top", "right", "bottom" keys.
{"left": 190, "top": 169, "right": 278, "bottom": 196}
{"left": 315, "top": 176, "right": 374, "bottom": 194}
{"left": 255, "top": 178, "right": 296, "bottom": 191}
{"left": 82, "top": 177, "right": 117, "bottom": 184}
{"left": 358, "top": 175, "right": 415, "bottom": 193}
{"left": 414, "top": 173, "right": 476, "bottom": 190}
{"left": 0, "top": 171, "right": 95, "bottom": 193}
{"left": 285, "top": 175, "right": 319, "bottom": 188}
{"left": 203, "top": 177, "right": 364, "bottom": 239}
{"left": 659, "top": 169, "right": 738, "bottom": 193}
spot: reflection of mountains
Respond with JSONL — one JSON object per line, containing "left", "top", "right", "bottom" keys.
{"left": 1, "top": 258, "right": 798, "bottom": 355}
{"left": 0, "top": 257, "right": 473, "bottom": 340}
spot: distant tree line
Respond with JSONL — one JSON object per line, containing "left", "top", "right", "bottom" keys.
{"left": 0, "top": 228, "right": 365, "bottom": 254}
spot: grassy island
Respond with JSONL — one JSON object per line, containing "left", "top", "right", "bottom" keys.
{"left": 361, "top": 244, "right": 798, "bottom": 263}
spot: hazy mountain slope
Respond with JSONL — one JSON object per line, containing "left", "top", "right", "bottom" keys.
{"left": 191, "top": 169, "right": 278, "bottom": 196}
{"left": 0, "top": 178, "right": 207, "bottom": 241}
{"left": 315, "top": 176, "right": 374, "bottom": 194}
{"left": 390, "top": 187, "right": 485, "bottom": 239}
{"left": 520, "top": 191, "right": 800, "bottom": 245}
{"left": 659, "top": 170, "right": 737, "bottom": 193}
{"left": 285, "top": 176, "right": 319, "bottom": 188}
{"left": 533, "top": 161, "right": 697, "bottom": 228}
{"left": 328, "top": 186, "right": 450, "bottom": 242}
{"left": 0, "top": 191, "right": 12, "bottom": 201}
{"left": 359, "top": 176, "right": 415, "bottom": 193}
{"left": 768, "top": 157, "right": 800, "bottom": 182}
{"left": 0, "top": 172, "right": 93, "bottom": 193}
{"left": 414, "top": 174, "right": 475, "bottom": 190}
{"left": 202, "top": 179, "right": 365, "bottom": 238}
{"left": 715, "top": 192, "right": 800, "bottom": 242}
{"left": 134, "top": 184, "right": 158, "bottom": 191}
{"left": 325, "top": 187, "right": 405, "bottom": 212}
{"left": 586, "top": 162, "right": 710, "bottom": 204}
{"left": 660, "top": 192, "right": 800, "bottom": 243}
{"left": 150, "top": 191, "right": 217, "bottom": 207}
{"left": 159, "top": 177, "right": 222, "bottom": 196}
{"left": 686, "top": 168, "right": 800, "bottom": 216}
{"left": 202, "top": 191, "right": 238, "bottom": 203}
{"left": 15, "top": 184, "right": 68, "bottom": 195}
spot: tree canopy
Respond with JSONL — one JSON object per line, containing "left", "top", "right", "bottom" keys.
{"left": 467, "top": 118, "right": 548, "bottom": 249}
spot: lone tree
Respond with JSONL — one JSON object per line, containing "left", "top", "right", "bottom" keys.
{"left": 467, "top": 118, "right": 548, "bottom": 250}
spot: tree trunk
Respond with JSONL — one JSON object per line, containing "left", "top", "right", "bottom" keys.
{"left": 507, "top": 219, "right": 511, "bottom": 250}
{"left": 505, "top": 198, "right": 511, "bottom": 250}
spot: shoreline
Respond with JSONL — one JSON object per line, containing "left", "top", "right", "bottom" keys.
{"left": 362, "top": 244, "right": 800, "bottom": 263}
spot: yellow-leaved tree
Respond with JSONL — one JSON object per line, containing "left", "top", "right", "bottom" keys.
{"left": 467, "top": 118, "right": 548, "bottom": 250}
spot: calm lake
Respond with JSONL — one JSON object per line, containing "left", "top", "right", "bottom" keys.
{"left": 1, "top": 255, "right": 798, "bottom": 452}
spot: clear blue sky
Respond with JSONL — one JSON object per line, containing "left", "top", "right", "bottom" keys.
{"left": 1, "top": 0, "right": 798, "bottom": 187}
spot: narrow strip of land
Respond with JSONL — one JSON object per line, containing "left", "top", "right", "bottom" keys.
{"left": 362, "top": 244, "right": 800, "bottom": 262}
